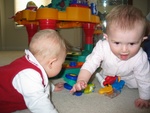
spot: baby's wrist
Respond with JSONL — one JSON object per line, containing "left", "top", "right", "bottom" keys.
{"left": 77, "top": 80, "right": 87, "bottom": 84}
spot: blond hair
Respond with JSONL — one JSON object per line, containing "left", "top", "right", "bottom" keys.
{"left": 29, "top": 29, "right": 67, "bottom": 59}
{"left": 106, "top": 5, "right": 147, "bottom": 36}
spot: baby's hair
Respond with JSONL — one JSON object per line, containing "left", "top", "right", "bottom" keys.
{"left": 106, "top": 5, "right": 147, "bottom": 36}
{"left": 29, "top": 29, "right": 67, "bottom": 59}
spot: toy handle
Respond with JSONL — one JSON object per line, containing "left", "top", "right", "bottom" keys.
{"left": 95, "top": 73, "right": 105, "bottom": 87}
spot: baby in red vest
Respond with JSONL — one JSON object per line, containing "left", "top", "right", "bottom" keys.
{"left": 0, "top": 29, "right": 67, "bottom": 113}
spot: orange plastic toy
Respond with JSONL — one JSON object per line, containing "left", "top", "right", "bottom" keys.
{"left": 13, "top": 2, "right": 101, "bottom": 45}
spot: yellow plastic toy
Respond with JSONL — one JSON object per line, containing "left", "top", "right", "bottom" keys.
{"left": 13, "top": 4, "right": 100, "bottom": 27}
{"left": 99, "top": 85, "right": 113, "bottom": 95}
{"left": 84, "top": 83, "right": 95, "bottom": 94}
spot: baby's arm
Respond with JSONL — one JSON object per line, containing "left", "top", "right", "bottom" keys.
{"left": 135, "top": 98, "right": 150, "bottom": 108}
{"left": 133, "top": 52, "right": 150, "bottom": 108}
{"left": 50, "top": 82, "right": 64, "bottom": 92}
{"left": 13, "top": 70, "right": 58, "bottom": 113}
{"left": 70, "top": 69, "right": 92, "bottom": 93}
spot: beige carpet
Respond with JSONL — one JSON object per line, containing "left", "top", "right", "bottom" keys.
{"left": 0, "top": 51, "right": 150, "bottom": 113}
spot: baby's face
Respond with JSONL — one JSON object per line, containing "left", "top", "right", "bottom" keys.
{"left": 105, "top": 25, "right": 145, "bottom": 60}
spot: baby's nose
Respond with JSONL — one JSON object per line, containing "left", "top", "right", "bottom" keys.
{"left": 121, "top": 45, "right": 128, "bottom": 53}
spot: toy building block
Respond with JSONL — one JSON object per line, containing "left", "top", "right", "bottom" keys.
{"left": 64, "top": 73, "right": 95, "bottom": 96}
{"left": 99, "top": 76, "right": 125, "bottom": 98}
{"left": 84, "top": 83, "right": 95, "bottom": 94}
{"left": 64, "top": 73, "right": 83, "bottom": 96}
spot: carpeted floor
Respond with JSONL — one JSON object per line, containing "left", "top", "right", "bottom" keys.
{"left": 0, "top": 51, "right": 150, "bottom": 113}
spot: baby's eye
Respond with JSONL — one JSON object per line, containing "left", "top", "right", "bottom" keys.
{"left": 129, "top": 43, "right": 135, "bottom": 45}
{"left": 114, "top": 42, "right": 120, "bottom": 45}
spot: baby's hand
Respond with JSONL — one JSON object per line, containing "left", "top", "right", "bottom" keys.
{"left": 135, "top": 98, "right": 150, "bottom": 108}
{"left": 54, "top": 82, "right": 64, "bottom": 92}
{"left": 70, "top": 80, "right": 87, "bottom": 93}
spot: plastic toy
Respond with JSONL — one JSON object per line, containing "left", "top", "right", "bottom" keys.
{"left": 25, "top": 1, "right": 37, "bottom": 11}
{"left": 112, "top": 79, "right": 125, "bottom": 92}
{"left": 64, "top": 73, "right": 77, "bottom": 86}
{"left": 12, "top": 1, "right": 102, "bottom": 79}
{"left": 103, "top": 76, "right": 118, "bottom": 86}
{"left": 90, "top": 3, "right": 98, "bottom": 15}
{"left": 25, "top": 23, "right": 38, "bottom": 44}
{"left": 84, "top": 83, "right": 95, "bottom": 94}
{"left": 12, "top": 1, "right": 100, "bottom": 44}
{"left": 87, "top": 0, "right": 98, "bottom": 15}
{"left": 56, "top": 60, "right": 83, "bottom": 79}
{"left": 64, "top": 73, "right": 95, "bottom": 96}
{"left": 70, "top": 0, "right": 88, "bottom": 7}
{"left": 99, "top": 76, "right": 125, "bottom": 98}
{"left": 51, "top": 0, "right": 71, "bottom": 11}
{"left": 64, "top": 73, "right": 83, "bottom": 96}
{"left": 99, "top": 85, "right": 113, "bottom": 95}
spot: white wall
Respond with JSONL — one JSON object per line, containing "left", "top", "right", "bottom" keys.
{"left": 1, "top": 0, "right": 28, "bottom": 50}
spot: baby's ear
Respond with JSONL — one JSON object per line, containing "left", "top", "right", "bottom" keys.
{"left": 48, "top": 58, "right": 57, "bottom": 69}
{"left": 103, "top": 33, "right": 108, "bottom": 40}
{"left": 142, "top": 36, "right": 148, "bottom": 41}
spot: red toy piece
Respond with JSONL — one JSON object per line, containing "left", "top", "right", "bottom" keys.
{"left": 25, "top": 23, "right": 38, "bottom": 44}
{"left": 103, "top": 76, "right": 117, "bottom": 86}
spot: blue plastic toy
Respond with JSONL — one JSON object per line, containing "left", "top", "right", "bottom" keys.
{"left": 64, "top": 73, "right": 95, "bottom": 96}
{"left": 64, "top": 73, "right": 83, "bottom": 96}
{"left": 70, "top": 0, "right": 88, "bottom": 6}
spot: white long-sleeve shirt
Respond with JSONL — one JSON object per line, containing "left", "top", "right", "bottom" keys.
{"left": 12, "top": 50, "right": 58, "bottom": 113}
{"left": 82, "top": 40, "right": 150, "bottom": 100}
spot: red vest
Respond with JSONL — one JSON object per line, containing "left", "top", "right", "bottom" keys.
{"left": 0, "top": 56, "right": 44, "bottom": 113}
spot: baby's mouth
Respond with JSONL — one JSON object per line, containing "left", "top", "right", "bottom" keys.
{"left": 120, "top": 54, "right": 129, "bottom": 60}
